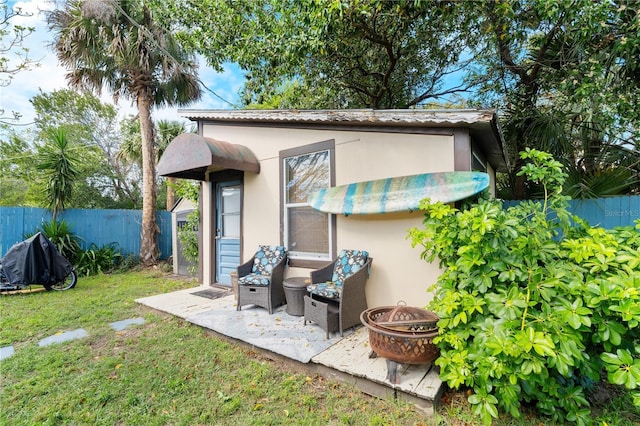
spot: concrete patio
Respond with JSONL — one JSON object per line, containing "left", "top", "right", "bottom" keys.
{"left": 136, "top": 286, "right": 443, "bottom": 415}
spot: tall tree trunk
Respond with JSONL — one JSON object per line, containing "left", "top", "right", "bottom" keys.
{"left": 166, "top": 177, "right": 176, "bottom": 211}
{"left": 138, "top": 92, "right": 159, "bottom": 265}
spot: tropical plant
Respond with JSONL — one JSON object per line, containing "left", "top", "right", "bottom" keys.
{"left": 119, "top": 119, "right": 190, "bottom": 210}
{"left": 177, "top": 209, "right": 199, "bottom": 275}
{"left": 32, "top": 219, "right": 81, "bottom": 263}
{"left": 36, "top": 127, "right": 79, "bottom": 222}
{"left": 409, "top": 149, "right": 640, "bottom": 424}
{"left": 117, "top": 118, "right": 190, "bottom": 210}
{"left": 75, "top": 243, "right": 124, "bottom": 276}
{"left": 46, "top": 0, "right": 201, "bottom": 265}
{"left": 156, "top": 120, "right": 190, "bottom": 210}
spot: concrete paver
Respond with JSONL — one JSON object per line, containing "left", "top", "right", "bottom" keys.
{"left": 0, "top": 345, "right": 15, "bottom": 361}
{"left": 110, "top": 317, "right": 146, "bottom": 331}
{"left": 38, "top": 329, "right": 89, "bottom": 347}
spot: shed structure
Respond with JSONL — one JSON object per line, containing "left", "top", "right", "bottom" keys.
{"left": 158, "top": 109, "right": 508, "bottom": 308}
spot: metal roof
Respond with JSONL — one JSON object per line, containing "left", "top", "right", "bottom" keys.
{"left": 179, "top": 108, "right": 495, "bottom": 126}
{"left": 157, "top": 133, "right": 260, "bottom": 180}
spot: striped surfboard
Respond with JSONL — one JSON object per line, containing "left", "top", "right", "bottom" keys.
{"left": 307, "top": 171, "right": 489, "bottom": 215}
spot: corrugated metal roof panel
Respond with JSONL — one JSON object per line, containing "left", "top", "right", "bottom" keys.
{"left": 178, "top": 108, "right": 496, "bottom": 126}
{"left": 176, "top": 109, "right": 508, "bottom": 171}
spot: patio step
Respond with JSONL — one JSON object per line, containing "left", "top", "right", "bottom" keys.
{"left": 311, "top": 327, "right": 442, "bottom": 414}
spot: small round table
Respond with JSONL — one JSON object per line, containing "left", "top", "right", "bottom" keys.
{"left": 283, "top": 277, "right": 310, "bottom": 316}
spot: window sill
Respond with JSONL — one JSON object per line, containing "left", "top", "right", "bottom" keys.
{"left": 288, "top": 258, "right": 331, "bottom": 269}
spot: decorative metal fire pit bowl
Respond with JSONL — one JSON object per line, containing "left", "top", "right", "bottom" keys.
{"left": 360, "top": 305, "right": 440, "bottom": 365}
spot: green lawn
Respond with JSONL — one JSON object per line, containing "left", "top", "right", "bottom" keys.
{"left": 1, "top": 269, "right": 637, "bottom": 425}
{"left": 1, "top": 270, "right": 429, "bottom": 425}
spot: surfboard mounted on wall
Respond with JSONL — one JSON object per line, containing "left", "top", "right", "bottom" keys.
{"left": 307, "top": 171, "right": 490, "bottom": 215}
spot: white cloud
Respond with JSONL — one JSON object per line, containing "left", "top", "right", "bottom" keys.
{"left": 2, "top": 0, "right": 243, "bottom": 127}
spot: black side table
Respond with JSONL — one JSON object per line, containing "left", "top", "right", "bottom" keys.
{"left": 283, "top": 277, "right": 309, "bottom": 316}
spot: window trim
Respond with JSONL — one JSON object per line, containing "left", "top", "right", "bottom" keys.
{"left": 471, "top": 143, "right": 488, "bottom": 173}
{"left": 279, "top": 139, "right": 336, "bottom": 268}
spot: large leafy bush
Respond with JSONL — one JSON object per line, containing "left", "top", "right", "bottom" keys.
{"left": 409, "top": 149, "right": 640, "bottom": 425}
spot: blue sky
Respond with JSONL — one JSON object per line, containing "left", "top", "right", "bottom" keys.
{"left": 2, "top": 0, "right": 245, "bottom": 126}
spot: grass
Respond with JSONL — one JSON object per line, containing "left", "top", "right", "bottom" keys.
{"left": 1, "top": 268, "right": 638, "bottom": 425}
{"left": 0, "top": 269, "right": 425, "bottom": 425}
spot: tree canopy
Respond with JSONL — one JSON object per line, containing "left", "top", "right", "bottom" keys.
{"left": 153, "top": 0, "right": 478, "bottom": 109}
{"left": 0, "top": 89, "right": 146, "bottom": 210}
{"left": 154, "top": 0, "right": 639, "bottom": 198}
{"left": 466, "top": 0, "right": 640, "bottom": 198}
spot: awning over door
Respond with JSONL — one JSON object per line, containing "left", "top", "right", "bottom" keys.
{"left": 157, "top": 133, "right": 260, "bottom": 180}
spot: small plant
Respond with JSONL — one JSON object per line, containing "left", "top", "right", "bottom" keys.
{"left": 409, "top": 149, "right": 640, "bottom": 425}
{"left": 177, "top": 210, "right": 199, "bottom": 275}
{"left": 75, "top": 243, "right": 123, "bottom": 276}
{"left": 174, "top": 180, "right": 200, "bottom": 274}
{"left": 115, "top": 253, "right": 141, "bottom": 273}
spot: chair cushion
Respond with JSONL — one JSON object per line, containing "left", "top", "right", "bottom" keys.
{"left": 331, "top": 249, "right": 369, "bottom": 287}
{"left": 251, "top": 245, "right": 286, "bottom": 275}
{"left": 238, "top": 273, "right": 271, "bottom": 286}
{"left": 307, "top": 282, "right": 341, "bottom": 299}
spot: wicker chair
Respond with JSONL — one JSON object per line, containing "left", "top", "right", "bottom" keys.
{"left": 236, "top": 245, "right": 288, "bottom": 314}
{"left": 304, "top": 250, "right": 372, "bottom": 338}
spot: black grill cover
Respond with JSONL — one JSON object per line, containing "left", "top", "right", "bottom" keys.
{"left": 1, "top": 232, "right": 73, "bottom": 286}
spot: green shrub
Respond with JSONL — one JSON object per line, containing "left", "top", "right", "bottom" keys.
{"left": 177, "top": 209, "right": 199, "bottom": 275}
{"left": 409, "top": 149, "right": 640, "bottom": 425}
{"left": 75, "top": 243, "right": 124, "bottom": 276}
{"left": 33, "top": 219, "right": 82, "bottom": 262}
{"left": 115, "top": 253, "right": 141, "bottom": 273}
{"left": 174, "top": 180, "right": 200, "bottom": 275}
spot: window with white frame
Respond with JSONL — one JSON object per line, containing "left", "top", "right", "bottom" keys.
{"left": 281, "top": 140, "right": 335, "bottom": 264}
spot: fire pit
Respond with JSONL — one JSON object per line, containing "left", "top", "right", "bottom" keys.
{"left": 360, "top": 305, "right": 439, "bottom": 384}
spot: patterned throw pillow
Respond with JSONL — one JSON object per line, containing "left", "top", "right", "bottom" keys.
{"left": 331, "top": 249, "right": 369, "bottom": 287}
{"left": 252, "top": 245, "right": 286, "bottom": 275}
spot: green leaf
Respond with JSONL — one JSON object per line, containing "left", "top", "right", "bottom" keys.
{"left": 602, "top": 350, "right": 640, "bottom": 389}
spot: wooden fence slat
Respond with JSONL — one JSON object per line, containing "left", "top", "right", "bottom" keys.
{"left": 501, "top": 196, "right": 639, "bottom": 229}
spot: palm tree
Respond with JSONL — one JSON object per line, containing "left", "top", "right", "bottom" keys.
{"left": 46, "top": 0, "right": 201, "bottom": 265}
{"left": 37, "top": 127, "right": 79, "bottom": 222}
{"left": 156, "top": 120, "right": 191, "bottom": 210}
{"left": 117, "top": 119, "right": 190, "bottom": 210}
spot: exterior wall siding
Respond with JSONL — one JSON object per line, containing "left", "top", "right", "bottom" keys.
{"left": 0, "top": 207, "right": 172, "bottom": 259}
{"left": 201, "top": 124, "right": 458, "bottom": 308}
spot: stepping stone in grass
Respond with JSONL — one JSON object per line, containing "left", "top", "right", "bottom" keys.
{"left": 109, "top": 317, "right": 146, "bottom": 331}
{"left": 39, "top": 329, "right": 88, "bottom": 347}
{"left": 0, "top": 345, "right": 15, "bottom": 361}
